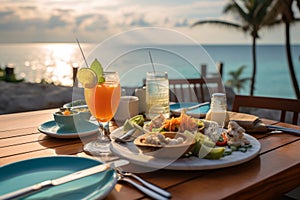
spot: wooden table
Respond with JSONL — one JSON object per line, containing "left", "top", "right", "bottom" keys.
{"left": 1, "top": 109, "right": 300, "bottom": 199}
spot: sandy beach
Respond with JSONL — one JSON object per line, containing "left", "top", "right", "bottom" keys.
{"left": 1, "top": 81, "right": 298, "bottom": 124}
{"left": 0, "top": 81, "right": 234, "bottom": 115}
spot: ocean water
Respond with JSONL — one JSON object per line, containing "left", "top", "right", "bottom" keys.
{"left": 0, "top": 43, "right": 299, "bottom": 98}
{"left": 204, "top": 45, "right": 300, "bottom": 99}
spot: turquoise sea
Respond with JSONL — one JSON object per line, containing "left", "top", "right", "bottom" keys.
{"left": 0, "top": 43, "right": 299, "bottom": 98}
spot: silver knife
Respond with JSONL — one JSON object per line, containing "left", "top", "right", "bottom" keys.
{"left": 114, "top": 128, "right": 136, "bottom": 143}
{"left": 266, "top": 125, "right": 300, "bottom": 136}
{"left": 173, "top": 102, "right": 210, "bottom": 112}
{"left": 0, "top": 159, "right": 129, "bottom": 200}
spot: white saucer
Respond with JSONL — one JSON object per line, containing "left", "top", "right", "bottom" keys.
{"left": 38, "top": 120, "right": 99, "bottom": 138}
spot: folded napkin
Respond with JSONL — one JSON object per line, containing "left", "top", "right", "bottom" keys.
{"left": 226, "top": 111, "right": 268, "bottom": 133}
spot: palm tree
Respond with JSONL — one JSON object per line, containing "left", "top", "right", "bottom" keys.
{"left": 265, "top": 0, "right": 300, "bottom": 98}
{"left": 226, "top": 65, "right": 251, "bottom": 93}
{"left": 192, "top": 0, "right": 274, "bottom": 96}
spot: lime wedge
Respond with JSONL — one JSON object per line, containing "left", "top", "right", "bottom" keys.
{"left": 123, "top": 120, "right": 134, "bottom": 131}
{"left": 90, "top": 59, "right": 105, "bottom": 83}
{"left": 204, "top": 147, "right": 225, "bottom": 159}
{"left": 123, "top": 115, "right": 145, "bottom": 131}
{"left": 129, "top": 115, "right": 144, "bottom": 126}
{"left": 77, "top": 68, "right": 98, "bottom": 88}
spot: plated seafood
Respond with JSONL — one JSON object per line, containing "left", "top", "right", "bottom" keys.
{"left": 121, "top": 111, "right": 253, "bottom": 160}
{"left": 133, "top": 132, "right": 195, "bottom": 159}
{"left": 146, "top": 111, "right": 204, "bottom": 133}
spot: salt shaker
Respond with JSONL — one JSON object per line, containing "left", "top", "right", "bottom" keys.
{"left": 134, "top": 86, "right": 146, "bottom": 114}
{"left": 205, "top": 93, "right": 229, "bottom": 127}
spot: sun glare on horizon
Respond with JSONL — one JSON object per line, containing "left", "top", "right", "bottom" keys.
{"left": 43, "top": 44, "right": 79, "bottom": 86}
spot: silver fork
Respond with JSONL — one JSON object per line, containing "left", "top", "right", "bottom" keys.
{"left": 117, "top": 173, "right": 169, "bottom": 200}
{"left": 116, "top": 168, "right": 171, "bottom": 199}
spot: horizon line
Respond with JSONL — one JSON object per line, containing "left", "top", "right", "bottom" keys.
{"left": 0, "top": 42, "right": 300, "bottom": 46}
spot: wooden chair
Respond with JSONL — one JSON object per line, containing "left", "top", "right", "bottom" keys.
{"left": 168, "top": 77, "right": 224, "bottom": 102}
{"left": 232, "top": 95, "right": 300, "bottom": 125}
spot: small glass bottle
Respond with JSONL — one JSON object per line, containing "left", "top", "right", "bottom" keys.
{"left": 205, "top": 93, "right": 229, "bottom": 127}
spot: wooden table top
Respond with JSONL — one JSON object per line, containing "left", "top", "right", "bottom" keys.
{"left": 1, "top": 109, "right": 300, "bottom": 200}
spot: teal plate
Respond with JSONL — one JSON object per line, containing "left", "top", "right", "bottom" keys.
{"left": 0, "top": 156, "right": 117, "bottom": 199}
{"left": 38, "top": 120, "right": 98, "bottom": 138}
{"left": 170, "top": 102, "right": 210, "bottom": 118}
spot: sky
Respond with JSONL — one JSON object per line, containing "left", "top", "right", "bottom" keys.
{"left": 1, "top": 0, "right": 300, "bottom": 44}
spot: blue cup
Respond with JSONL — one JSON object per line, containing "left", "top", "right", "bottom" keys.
{"left": 53, "top": 111, "right": 80, "bottom": 130}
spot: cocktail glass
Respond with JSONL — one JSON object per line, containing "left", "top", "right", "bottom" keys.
{"left": 83, "top": 72, "right": 121, "bottom": 155}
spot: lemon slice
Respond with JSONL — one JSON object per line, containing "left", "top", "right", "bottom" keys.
{"left": 77, "top": 68, "right": 98, "bottom": 88}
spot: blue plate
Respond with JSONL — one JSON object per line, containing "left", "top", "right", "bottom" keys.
{"left": 170, "top": 102, "right": 210, "bottom": 118}
{"left": 38, "top": 120, "right": 98, "bottom": 138}
{"left": 0, "top": 156, "right": 117, "bottom": 199}
{"left": 63, "top": 99, "right": 87, "bottom": 108}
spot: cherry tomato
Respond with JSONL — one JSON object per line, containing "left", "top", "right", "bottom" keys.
{"left": 216, "top": 132, "right": 227, "bottom": 146}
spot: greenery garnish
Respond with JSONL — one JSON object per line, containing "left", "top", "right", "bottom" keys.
{"left": 90, "top": 58, "right": 105, "bottom": 83}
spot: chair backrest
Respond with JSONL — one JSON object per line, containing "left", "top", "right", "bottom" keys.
{"left": 232, "top": 95, "right": 300, "bottom": 125}
{"left": 168, "top": 77, "right": 223, "bottom": 102}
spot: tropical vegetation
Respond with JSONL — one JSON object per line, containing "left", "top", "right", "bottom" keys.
{"left": 0, "top": 66, "right": 24, "bottom": 83}
{"left": 192, "top": 0, "right": 300, "bottom": 98}
{"left": 265, "top": 0, "right": 300, "bottom": 98}
{"left": 226, "top": 65, "right": 251, "bottom": 93}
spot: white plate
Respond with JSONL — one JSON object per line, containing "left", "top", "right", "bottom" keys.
{"left": 38, "top": 120, "right": 98, "bottom": 139}
{"left": 110, "top": 126, "right": 261, "bottom": 170}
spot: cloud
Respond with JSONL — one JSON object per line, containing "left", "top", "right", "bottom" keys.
{"left": 84, "top": 14, "right": 109, "bottom": 31}
{"left": 0, "top": 0, "right": 299, "bottom": 43}
{"left": 0, "top": 10, "right": 14, "bottom": 18}
{"left": 0, "top": 12, "right": 68, "bottom": 31}
{"left": 0, "top": 0, "right": 224, "bottom": 34}
{"left": 75, "top": 14, "right": 94, "bottom": 27}
{"left": 19, "top": 6, "right": 37, "bottom": 10}
{"left": 174, "top": 19, "right": 189, "bottom": 27}
{"left": 48, "top": 15, "right": 68, "bottom": 29}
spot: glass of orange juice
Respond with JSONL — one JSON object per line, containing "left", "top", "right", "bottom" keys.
{"left": 83, "top": 72, "right": 121, "bottom": 154}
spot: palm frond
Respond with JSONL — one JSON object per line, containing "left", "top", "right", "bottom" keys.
{"left": 224, "top": 0, "right": 251, "bottom": 23}
{"left": 228, "top": 71, "right": 236, "bottom": 77}
{"left": 258, "top": 1, "right": 282, "bottom": 28}
{"left": 255, "top": 0, "right": 277, "bottom": 25}
{"left": 226, "top": 64, "right": 251, "bottom": 93}
{"left": 264, "top": 19, "right": 282, "bottom": 28}
{"left": 291, "top": 17, "right": 300, "bottom": 24}
{"left": 223, "top": 3, "right": 236, "bottom": 13}
{"left": 236, "top": 65, "right": 247, "bottom": 76}
{"left": 240, "top": 77, "right": 252, "bottom": 82}
{"left": 191, "top": 20, "right": 242, "bottom": 29}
